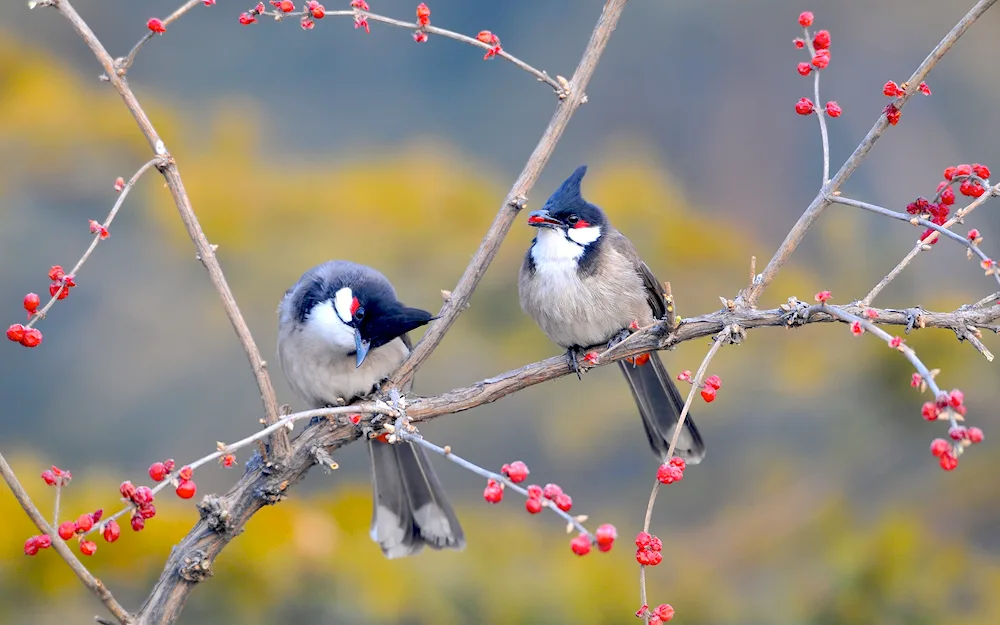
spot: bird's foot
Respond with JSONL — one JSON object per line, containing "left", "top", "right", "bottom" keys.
{"left": 566, "top": 346, "right": 584, "bottom": 381}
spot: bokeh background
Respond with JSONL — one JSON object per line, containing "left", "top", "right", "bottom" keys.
{"left": 2, "top": 1, "right": 1000, "bottom": 623}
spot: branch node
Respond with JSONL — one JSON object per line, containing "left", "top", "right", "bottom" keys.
{"left": 311, "top": 446, "right": 340, "bottom": 472}
{"left": 510, "top": 194, "right": 529, "bottom": 211}
{"left": 197, "top": 495, "right": 235, "bottom": 535}
{"left": 778, "top": 297, "right": 811, "bottom": 326}
{"left": 178, "top": 549, "right": 214, "bottom": 583}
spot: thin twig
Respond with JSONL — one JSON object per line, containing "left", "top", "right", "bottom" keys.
{"left": 398, "top": 431, "right": 593, "bottom": 539}
{"left": 861, "top": 183, "right": 1000, "bottom": 305}
{"left": 24, "top": 158, "right": 163, "bottom": 329}
{"left": 0, "top": 452, "right": 132, "bottom": 624}
{"left": 802, "top": 26, "right": 830, "bottom": 183}
{"left": 116, "top": 0, "right": 205, "bottom": 75}
{"left": 390, "top": 0, "right": 629, "bottom": 389}
{"left": 743, "top": 0, "right": 997, "bottom": 307}
{"left": 261, "top": 8, "right": 567, "bottom": 97}
{"left": 53, "top": 483, "right": 62, "bottom": 528}
{"left": 46, "top": 0, "right": 289, "bottom": 458}
{"left": 639, "top": 326, "right": 732, "bottom": 624}
{"left": 831, "top": 195, "right": 1000, "bottom": 290}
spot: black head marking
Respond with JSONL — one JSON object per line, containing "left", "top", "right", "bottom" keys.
{"left": 542, "top": 165, "right": 608, "bottom": 231}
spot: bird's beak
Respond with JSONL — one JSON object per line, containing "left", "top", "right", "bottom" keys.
{"left": 354, "top": 329, "right": 370, "bottom": 368}
{"left": 527, "top": 209, "right": 563, "bottom": 229}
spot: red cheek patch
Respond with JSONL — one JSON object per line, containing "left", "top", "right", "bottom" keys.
{"left": 573, "top": 219, "right": 591, "bottom": 229}
{"left": 350, "top": 296, "right": 360, "bottom": 316}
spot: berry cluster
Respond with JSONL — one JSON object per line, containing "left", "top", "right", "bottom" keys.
{"left": 792, "top": 12, "right": 839, "bottom": 119}
{"left": 905, "top": 163, "right": 991, "bottom": 244}
{"left": 636, "top": 603, "right": 675, "bottom": 624}
{"left": 656, "top": 457, "right": 686, "bottom": 485}
{"left": 635, "top": 531, "right": 663, "bottom": 566}
{"left": 56, "top": 509, "right": 105, "bottom": 555}
{"left": 40, "top": 465, "right": 72, "bottom": 487}
{"left": 676, "top": 370, "right": 722, "bottom": 403}
{"left": 881, "top": 80, "right": 932, "bottom": 126}
{"left": 921, "top": 390, "right": 984, "bottom": 471}
{"left": 476, "top": 30, "right": 502, "bottom": 60}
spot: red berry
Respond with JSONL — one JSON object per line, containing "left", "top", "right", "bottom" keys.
{"left": 910, "top": 372, "right": 922, "bottom": 388}
{"left": 176, "top": 480, "right": 197, "bottom": 500}
{"left": 798, "top": 11, "right": 814, "bottom": 27}
{"left": 91, "top": 509, "right": 103, "bottom": 523}
{"left": 595, "top": 523, "right": 617, "bottom": 548}
{"left": 943, "top": 166, "right": 957, "bottom": 181}
{"left": 138, "top": 503, "right": 157, "bottom": 519}
{"left": 24, "top": 537, "right": 39, "bottom": 556}
{"left": 239, "top": 12, "right": 258, "bottom": 24}
{"left": 542, "top": 483, "right": 562, "bottom": 500}
{"left": 113, "top": 177, "right": 125, "bottom": 192}
{"left": 36, "top": 534, "right": 52, "bottom": 549}
{"left": 797, "top": 62, "right": 812, "bottom": 76}
{"left": 930, "top": 438, "right": 951, "bottom": 457}
{"left": 940, "top": 187, "right": 956, "bottom": 205}
{"left": 814, "top": 290, "right": 831, "bottom": 303}
{"left": 794, "top": 38, "right": 805, "bottom": 49}
{"left": 350, "top": 0, "right": 369, "bottom": 8}
{"left": 413, "top": 31, "right": 428, "bottom": 43}
{"left": 300, "top": 17, "right": 315, "bottom": 30}
{"left": 483, "top": 479, "right": 504, "bottom": 504}
{"left": 704, "top": 375, "right": 721, "bottom": 390}
{"left": 889, "top": 336, "right": 903, "bottom": 349}
{"left": 526, "top": 484, "right": 543, "bottom": 499}
{"left": 570, "top": 533, "right": 591, "bottom": 556}
{"left": 76, "top": 513, "right": 94, "bottom": 533}
{"left": 147, "top": 18, "right": 166, "bottom": 33}
{"left": 163, "top": 459, "right": 176, "bottom": 472}
{"left": 502, "top": 460, "right": 530, "bottom": 483}
{"left": 130, "top": 514, "right": 145, "bottom": 532}
{"left": 133, "top": 486, "right": 154, "bottom": 505}
{"left": 939, "top": 452, "right": 958, "bottom": 471}
{"left": 58, "top": 521, "right": 77, "bottom": 540}
{"left": 960, "top": 179, "right": 986, "bottom": 198}
{"left": 221, "top": 454, "right": 236, "bottom": 468}
{"left": 148, "top": 462, "right": 168, "bottom": 482}
{"left": 554, "top": 493, "right": 573, "bottom": 512}
{"left": 79, "top": 540, "right": 97, "bottom": 556}
{"left": 700, "top": 387, "right": 717, "bottom": 403}
{"left": 476, "top": 30, "right": 497, "bottom": 45}
{"left": 48, "top": 282, "right": 69, "bottom": 300}
{"left": 6, "top": 324, "right": 25, "bottom": 343}
{"left": 954, "top": 164, "right": 973, "bottom": 177}
{"left": 812, "top": 29, "right": 830, "bottom": 49}
{"left": 968, "top": 228, "right": 981, "bottom": 240}
{"left": 657, "top": 463, "right": 684, "bottom": 484}
{"left": 308, "top": 0, "right": 325, "bottom": 18}
{"left": 676, "top": 370, "right": 692, "bottom": 382}
{"left": 636, "top": 532, "right": 653, "bottom": 549}
{"left": 949, "top": 426, "right": 967, "bottom": 441}
{"left": 41, "top": 469, "right": 57, "bottom": 486}
{"left": 525, "top": 497, "right": 542, "bottom": 514}
{"left": 103, "top": 519, "right": 121, "bottom": 543}
{"left": 825, "top": 101, "right": 842, "bottom": 118}
{"left": 119, "top": 480, "right": 136, "bottom": 500}
{"left": 655, "top": 604, "right": 675, "bottom": 622}
{"left": 972, "top": 163, "right": 991, "bottom": 179}
{"left": 178, "top": 465, "right": 193, "bottom": 481}
{"left": 918, "top": 82, "right": 931, "bottom": 96}
{"left": 23, "top": 293, "right": 40, "bottom": 313}
{"left": 968, "top": 427, "right": 984, "bottom": 443}
{"left": 922, "top": 401, "right": 940, "bottom": 421}
{"left": 48, "top": 265, "right": 65, "bottom": 281}
{"left": 810, "top": 50, "right": 830, "bottom": 69}
{"left": 883, "top": 103, "right": 900, "bottom": 126}
{"left": 948, "top": 389, "right": 964, "bottom": 408}
{"left": 850, "top": 320, "right": 863, "bottom": 336}
{"left": 276, "top": 0, "right": 294, "bottom": 11}
{"left": 19, "top": 328, "right": 43, "bottom": 348}
{"left": 883, "top": 81, "right": 899, "bottom": 97}
{"left": 416, "top": 2, "right": 430, "bottom": 26}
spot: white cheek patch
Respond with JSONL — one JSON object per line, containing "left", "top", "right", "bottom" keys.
{"left": 333, "top": 287, "right": 354, "bottom": 324}
{"left": 531, "top": 228, "right": 586, "bottom": 264}
{"left": 309, "top": 300, "right": 356, "bottom": 350}
{"left": 567, "top": 225, "right": 601, "bottom": 246}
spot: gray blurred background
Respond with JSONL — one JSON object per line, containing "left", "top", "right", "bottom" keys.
{"left": 2, "top": 1, "right": 999, "bottom": 624}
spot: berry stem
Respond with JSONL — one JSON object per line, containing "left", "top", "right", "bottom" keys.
{"left": 53, "top": 483, "right": 62, "bottom": 528}
{"left": 118, "top": 0, "right": 206, "bottom": 75}
{"left": 638, "top": 326, "right": 732, "bottom": 624}
{"left": 802, "top": 26, "right": 831, "bottom": 184}
{"left": 397, "top": 429, "right": 595, "bottom": 540}
{"left": 24, "top": 157, "right": 163, "bottom": 331}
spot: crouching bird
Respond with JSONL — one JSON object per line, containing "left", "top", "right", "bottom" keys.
{"left": 517, "top": 166, "right": 706, "bottom": 464}
{"left": 277, "top": 260, "right": 465, "bottom": 558}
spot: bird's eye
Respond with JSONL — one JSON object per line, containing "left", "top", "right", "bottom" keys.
{"left": 353, "top": 307, "right": 365, "bottom": 322}
{"left": 566, "top": 214, "right": 579, "bottom": 225}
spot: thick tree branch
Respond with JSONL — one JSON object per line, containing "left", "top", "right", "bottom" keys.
{"left": 0, "top": 453, "right": 131, "bottom": 624}
{"left": 389, "top": 0, "right": 630, "bottom": 388}
{"left": 742, "top": 0, "right": 997, "bottom": 307}
{"left": 44, "top": 0, "right": 290, "bottom": 458}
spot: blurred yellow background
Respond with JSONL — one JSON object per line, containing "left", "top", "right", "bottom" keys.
{"left": 2, "top": 1, "right": 999, "bottom": 623}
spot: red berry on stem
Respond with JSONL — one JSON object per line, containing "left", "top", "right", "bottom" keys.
{"left": 554, "top": 493, "right": 573, "bottom": 512}
{"left": 178, "top": 466, "right": 193, "bottom": 481}
{"left": 525, "top": 497, "right": 542, "bottom": 514}
{"left": 176, "top": 480, "right": 197, "bottom": 499}
{"left": 797, "top": 62, "right": 812, "bottom": 76}
{"left": 884, "top": 103, "right": 900, "bottom": 126}
{"left": 811, "top": 50, "right": 830, "bottom": 69}
{"left": 24, "top": 537, "right": 39, "bottom": 556}
{"left": 147, "top": 18, "right": 166, "bottom": 33}
{"left": 954, "top": 164, "right": 972, "bottom": 177}
{"left": 812, "top": 29, "right": 830, "bottom": 49}
{"left": 595, "top": 523, "right": 617, "bottom": 548}
{"left": 814, "top": 290, "right": 831, "bottom": 303}
{"left": 133, "top": 486, "right": 154, "bottom": 505}
{"left": 79, "top": 540, "right": 97, "bottom": 556}
{"left": 41, "top": 469, "right": 57, "bottom": 486}
{"left": 972, "top": 163, "right": 991, "bottom": 179}
{"left": 793, "top": 38, "right": 805, "bottom": 49}
{"left": 636, "top": 532, "right": 652, "bottom": 549}
{"left": 20, "top": 328, "right": 43, "bottom": 347}
{"left": 700, "top": 387, "right": 717, "bottom": 403}
{"left": 239, "top": 12, "right": 258, "bottom": 25}
{"left": 676, "top": 370, "right": 692, "bottom": 382}
{"left": 526, "top": 484, "right": 543, "bottom": 499}
{"left": 570, "top": 533, "right": 591, "bottom": 556}
{"left": 968, "top": 228, "right": 980, "bottom": 240}
{"left": 350, "top": 0, "right": 369, "bottom": 8}
{"left": 883, "top": 81, "right": 899, "bottom": 97}
{"left": 23, "top": 293, "right": 40, "bottom": 313}
{"left": 58, "top": 521, "right": 77, "bottom": 540}
{"left": 798, "top": 11, "right": 814, "bottom": 27}
{"left": 113, "top": 177, "right": 125, "bottom": 192}
{"left": 502, "top": 460, "right": 529, "bottom": 483}
{"left": 939, "top": 452, "right": 958, "bottom": 471}
{"left": 76, "top": 513, "right": 94, "bottom": 532}
{"left": 138, "top": 503, "right": 157, "bottom": 519}
{"left": 36, "top": 534, "right": 52, "bottom": 549}
{"left": 542, "top": 483, "right": 562, "bottom": 500}
{"left": 483, "top": 479, "right": 503, "bottom": 504}
{"left": 930, "top": 438, "right": 950, "bottom": 457}
{"left": 119, "top": 480, "right": 136, "bottom": 500}
{"left": 921, "top": 402, "right": 939, "bottom": 421}
{"left": 704, "top": 375, "right": 721, "bottom": 390}
{"left": 941, "top": 187, "right": 955, "bottom": 205}
{"left": 850, "top": 321, "right": 863, "bottom": 336}
{"left": 130, "top": 514, "right": 145, "bottom": 532}
{"left": 968, "top": 427, "right": 984, "bottom": 443}
{"left": 103, "top": 519, "right": 121, "bottom": 543}
{"left": 7, "top": 324, "right": 25, "bottom": 343}
{"left": 825, "top": 101, "right": 842, "bottom": 117}
{"left": 657, "top": 463, "right": 684, "bottom": 484}
{"left": 416, "top": 2, "right": 430, "bottom": 26}
{"left": 148, "top": 462, "right": 168, "bottom": 482}
{"left": 655, "top": 604, "right": 675, "bottom": 622}
{"left": 918, "top": 82, "right": 931, "bottom": 96}
{"left": 948, "top": 389, "right": 964, "bottom": 408}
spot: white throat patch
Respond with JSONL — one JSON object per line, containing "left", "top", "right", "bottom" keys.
{"left": 333, "top": 287, "right": 355, "bottom": 324}
{"left": 307, "top": 300, "right": 355, "bottom": 351}
{"left": 530, "top": 226, "right": 601, "bottom": 266}
{"left": 567, "top": 225, "right": 601, "bottom": 246}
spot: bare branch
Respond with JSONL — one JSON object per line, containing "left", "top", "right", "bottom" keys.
{"left": 390, "top": 0, "right": 630, "bottom": 388}
{"left": 743, "top": 0, "right": 997, "bottom": 307}
{"left": 0, "top": 453, "right": 132, "bottom": 624}
{"left": 116, "top": 0, "right": 205, "bottom": 76}
{"left": 46, "top": 0, "right": 289, "bottom": 457}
